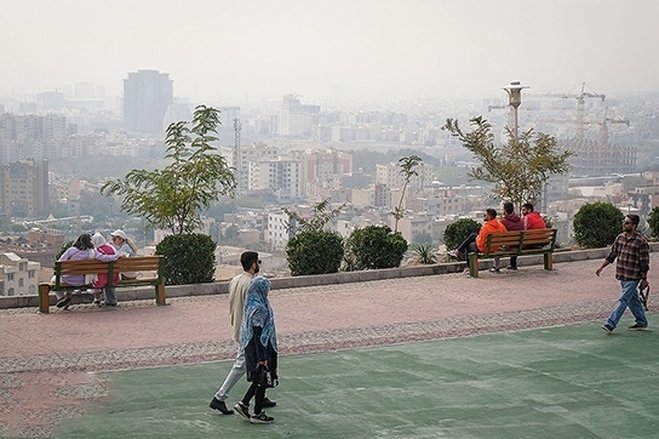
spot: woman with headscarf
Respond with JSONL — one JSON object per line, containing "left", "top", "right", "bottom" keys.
{"left": 55, "top": 233, "right": 122, "bottom": 309}
{"left": 90, "top": 233, "right": 121, "bottom": 306}
{"left": 233, "top": 276, "right": 278, "bottom": 424}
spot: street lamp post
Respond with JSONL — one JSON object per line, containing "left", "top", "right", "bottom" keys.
{"left": 503, "top": 81, "right": 529, "bottom": 140}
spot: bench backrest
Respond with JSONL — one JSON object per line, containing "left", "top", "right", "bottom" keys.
{"left": 482, "top": 229, "right": 557, "bottom": 257}
{"left": 54, "top": 256, "right": 162, "bottom": 289}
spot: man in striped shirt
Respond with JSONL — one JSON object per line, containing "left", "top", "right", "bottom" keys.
{"left": 596, "top": 214, "right": 650, "bottom": 333}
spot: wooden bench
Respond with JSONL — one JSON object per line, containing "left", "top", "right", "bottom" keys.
{"left": 467, "top": 229, "right": 558, "bottom": 277}
{"left": 38, "top": 256, "right": 165, "bottom": 313}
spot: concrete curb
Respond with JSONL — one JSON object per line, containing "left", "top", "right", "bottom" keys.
{"left": 2, "top": 244, "right": 656, "bottom": 310}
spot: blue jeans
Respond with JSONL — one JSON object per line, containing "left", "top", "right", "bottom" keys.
{"left": 606, "top": 279, "right": 648, "bottom": 329}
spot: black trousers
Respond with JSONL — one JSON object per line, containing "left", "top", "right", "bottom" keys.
{"left": 241, "top": 381, "right": 266, "bottom": 414}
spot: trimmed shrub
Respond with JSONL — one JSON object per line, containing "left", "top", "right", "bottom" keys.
{"left": 155, "top": 233, "right": 216, "bottom": 285}
{"left": 345, "top": 225, "right": 408, "bottom": 270}
{"left": 573, "top": 202, "right": 624, "bottom": 248}
{"left": 443, "top": 218, "right": 481, "bottom": 250}
{"left": 648, "top": 206, "right": 659, "bottom": 239}
{"left": 286, "top": 230, "right": 344, "bottom": 276}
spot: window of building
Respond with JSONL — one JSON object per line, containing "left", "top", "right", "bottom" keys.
{"left": 7, "top": 274, "right": 14, "bottom": 281}
{"left": 28, "top": 270, "right": 35, "bottom": 278}
{"left": 8, "top": 288, "right": 14, "bottom": 296}
{"left": 29, "top": 285, "right": 36, "bottom": 294}
{"left": 19, "top": 278, "right": 24, "bottom": 287}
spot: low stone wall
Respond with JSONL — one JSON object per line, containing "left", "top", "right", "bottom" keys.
{"left": 2, "top": 244, "right": 655, "bottom": 310}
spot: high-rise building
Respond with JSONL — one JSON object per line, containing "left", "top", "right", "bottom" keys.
{"left": 123, "top": 70, "right": 173, "bottom": 134}
{"left": 0, "top": 159, "right": 49, "bottom": 218}
{"left": 278, "top": 94, "right": 319, "bottom": 137}
{"left": 248, "top": 157, "right": 301, "bottom": 202}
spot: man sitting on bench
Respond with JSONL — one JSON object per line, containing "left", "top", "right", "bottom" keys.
{"left": 448, "top": 208, "right": 507, "bottom": 272}
{"left": 505, "top": 203, "right": 547, "bottom": 270}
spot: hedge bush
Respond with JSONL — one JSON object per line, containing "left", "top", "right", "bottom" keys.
{"left": 648, "top": 206, "right": 659, "bottom": 239}
{"left": 443, "top": 218, "right": 481, "bottom": 251}
{"left": 345, "top": 225, "right": 408, "bottom": 270}
{"left": 573, "top": 202, "right": 624, "bottom": 248}
{"left": 286, "top": 230, "right": 344, "bottom": 276}
{"left": 155, "top": 233, "right": 216, "bottom": 285}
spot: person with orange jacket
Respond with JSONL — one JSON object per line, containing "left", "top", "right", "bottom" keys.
{"left": 448, "top": 209, "right": 507, "bottom": 261}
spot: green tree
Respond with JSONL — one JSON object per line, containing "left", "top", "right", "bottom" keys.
{"left": 101, "top": 105, "right": 235, "bottom": 234}
{"left": 573, "top": 202, "right": 625, "bottom": 248}
{"left": 391, "top": 155, "right": 422, "bottom": 232}
{"left": 284, "top": 199, "right": 344, "bottom": 233}
{"left": 442, "top": 116, "right": 572, "bottom": 210}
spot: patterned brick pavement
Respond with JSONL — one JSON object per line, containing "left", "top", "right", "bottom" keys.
{"left": 0, "top": 256, "right": 656, "bottom": 437}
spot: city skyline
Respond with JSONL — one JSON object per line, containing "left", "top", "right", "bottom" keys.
{"left": 1, "top": 0, "right": 659, "bottom": 104}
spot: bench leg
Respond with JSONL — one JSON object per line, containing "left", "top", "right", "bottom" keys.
{"left": 544, "top": 253, "right": 553, "bottom": 271}
{"left": 468, "top": 253, "right": 479, "bottom": 277}
{"left": 155, "top": 282, "right": 166, "bottom": 306}
{"left": 38, "top": 284, "right": 51, "bottom": 314}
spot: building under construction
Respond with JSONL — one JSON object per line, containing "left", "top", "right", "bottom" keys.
{"left": 553, "top": 83, "right": 636, "bottom": 176}
{"left": 563, "top": 135, "right": 637, "bottom": 176}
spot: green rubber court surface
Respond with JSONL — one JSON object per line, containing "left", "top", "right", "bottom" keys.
{"left": 38, "top": 318, "right": 659, "bottom": 439}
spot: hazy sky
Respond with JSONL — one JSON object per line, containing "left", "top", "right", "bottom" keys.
{"left": 1, "top": 0, "right": 658, "bottom": 104}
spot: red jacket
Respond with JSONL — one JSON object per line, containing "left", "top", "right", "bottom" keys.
{"left": 524, "top": 211, "right": 546, "bottom": 230}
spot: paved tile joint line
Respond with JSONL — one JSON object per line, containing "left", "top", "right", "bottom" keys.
{"left": 0, "top": 256, "right": 657, "bottom": 437}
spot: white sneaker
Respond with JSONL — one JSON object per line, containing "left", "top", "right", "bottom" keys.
{"left": 447, "top": 249, "right": 460, "bottom": 259}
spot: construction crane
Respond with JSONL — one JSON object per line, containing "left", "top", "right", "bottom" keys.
{"left": 598, "top": 108, "right": 630, "bottom": 146}
{"left": 528, "top": 82, "right": 606, "bottom": 140}
{"left": 575, "top": 82, "right": 606, "bottom": 140}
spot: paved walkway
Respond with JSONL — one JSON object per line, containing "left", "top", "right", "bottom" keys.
{"left": 0, "top": 256, "right": 657, "bottom": 437}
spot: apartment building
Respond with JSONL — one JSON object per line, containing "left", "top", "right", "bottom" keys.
{"left": 0, "top": 252, "right": 40, "bottom": 296}
{"left": 0, "top": 159, "right": 49, "bottom": 218}
{"left": 248, "top": 158, "right": 301, "bottom": 202}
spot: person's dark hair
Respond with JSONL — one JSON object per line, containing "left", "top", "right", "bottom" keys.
{"left": 627, "top": 214, "right": 640, "bottom": 227}
{"left": 240, "top": 251, "right": 259, "bottom": 271}
{"left": 485, "top": 208, "right": 497, "bottom": 218}
{"left": 73, "top": 233, "right": 93, "bottom": 251}
{"left": 503, "top": 202, "right": 514, "bottom": 215}
{"left": 522, "top": 203, "right": 535, "bottom": 212}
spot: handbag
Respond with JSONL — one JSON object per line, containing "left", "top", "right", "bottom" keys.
{"left": 255, "top": 363, "right": 279, "bottom": 388}
{"left": 639, "top": 285, "right": 650, "bottom": 311}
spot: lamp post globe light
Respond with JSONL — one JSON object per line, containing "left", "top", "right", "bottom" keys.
{"left": 503, "top": 81, "right": 529, "bottom": 139}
